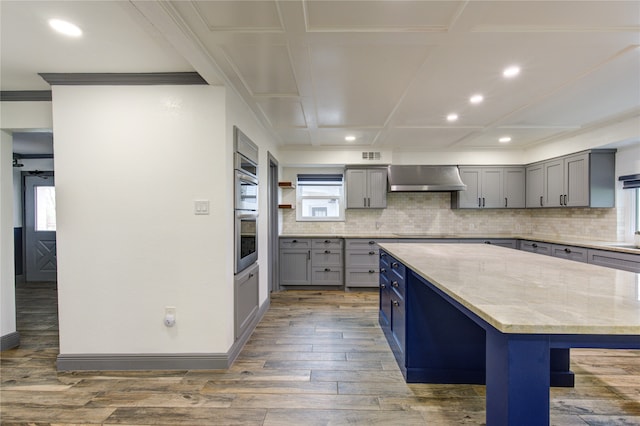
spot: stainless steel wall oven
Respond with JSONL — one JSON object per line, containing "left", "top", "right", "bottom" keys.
{"left": 234, "top": 126, "right": 259, "bottom": 274}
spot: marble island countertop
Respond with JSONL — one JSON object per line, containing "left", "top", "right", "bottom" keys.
{"left": 378, "top": 242, "right": 640, "bottom": 336}
{"left": 279, "top": 233, "right": 640, "bottom": 255}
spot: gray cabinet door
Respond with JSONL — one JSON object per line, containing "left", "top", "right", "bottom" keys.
{"left": 481, "top": 168, "right": 503, "bottom": 208}
{"left": 519, "top": 240, "right": 552, "bottom": 255}
{"left": 367, "top": 169, "right": 387, "bottom": 208}
{"left": 550, "top": 244, "right": 588, "bottom": 263}
{"left": 564, "top": 153, "right": 589, "bottom": 207}
{"left": 234, "top": 263, "right": 259, "bottom": 340}
{"left": 458, "top": 167, "right": 481, "bottom": 208}
{"left": 588, "top": 249, "right": 640, "bottom": 273}
{"left": 504, "top": 167, "right": 525, "bottom": 208}
{"left": 544, "top": 159, "right": 564, "bottom": 207}
{"left": 279, "top": 249, "right": 311, "bottom": 285}
{"left": 526, "top": 163, "right": 544, "bottom": 207}
{"left": 346, "top": 169, "right": 367, "bottom": 208}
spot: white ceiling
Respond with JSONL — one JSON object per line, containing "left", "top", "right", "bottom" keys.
{"left": 2, "top": 0, "right": 639, "bottom": 152}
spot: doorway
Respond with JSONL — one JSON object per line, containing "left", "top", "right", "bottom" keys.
{"left": 23, "top": 172, "right": 57, "bottom": 282}
{"left": 268, "top": 152, "right": 279, "bottom": 294}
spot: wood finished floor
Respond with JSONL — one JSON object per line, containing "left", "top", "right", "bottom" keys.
{"left": 1, "top": 282, "right": 639, "bottom": 425}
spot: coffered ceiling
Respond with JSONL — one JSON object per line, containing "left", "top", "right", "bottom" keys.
{"left": 2, "top": 1, "right": 639, "bottom": 151}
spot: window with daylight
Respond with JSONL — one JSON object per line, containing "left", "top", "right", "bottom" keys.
{"left": 296, "top": 174, "right": 345, "bottom": 221}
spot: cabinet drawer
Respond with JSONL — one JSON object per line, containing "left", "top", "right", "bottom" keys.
{"left": 312, "top": 238, "right": 343, "bottom": 249}
{"left": 311, "top": 250, "right": 343, "bottom": 266}
{"left": 519, "top": 240, "right": 551, "bottom": 255}
{"left": 280, "top": 238, "right": 312, "bottom": 249}
{"left": 345, "top": 250, "right": 379, "bottom": 267}
{"left": 551, "top": 244, "right": 588, "bottom": 263}
{"left": 588, "top": 249, "right": 640, "bottom": 273}
{"left": 345, "top": 239, "right": 379, "bottom": 250}
{"left": 345, "top": 268, "right": 379, "bottom": 287}
{"left": 461, "top": 239, "right": 518, "bottom": 249}
{"left": 311, "top": 267, "right": 343, "bottom": 285}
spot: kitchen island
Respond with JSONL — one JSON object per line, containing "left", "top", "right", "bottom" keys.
{"left": 378, "top": 243, "right": 640, "bottom": 426}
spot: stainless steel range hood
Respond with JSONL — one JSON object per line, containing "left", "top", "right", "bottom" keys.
{"left": 387, "top": 165, "right": 467, "bottom": 192}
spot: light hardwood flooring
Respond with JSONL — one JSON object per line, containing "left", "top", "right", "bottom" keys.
{"left": 1, "top": 282, "right": 639, "bottom": 425}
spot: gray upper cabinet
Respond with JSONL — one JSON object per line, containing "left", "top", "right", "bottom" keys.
{"left": 527, "top": 150, "right": 615, "bottom": 208}
{"left": 346, "top": 168, "right": 387, "bottom": 209}
{"left": 526, "top": 163, "right": 545, "bottom": 208}
{"left": 453, "top": 166, "right": 524, "bottom": 209}
{"left": 503, "top": 167, "right": 526, "bottom": 208}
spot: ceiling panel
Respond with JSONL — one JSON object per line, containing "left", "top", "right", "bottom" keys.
{"left": 458, "top": 127, "right": 575, "bottom": 149}
{"left": 192, "top": 1, "right": 283, "bottom": 31}
{"left": 256, "top": 98, "right": 307, "bottom": 129}
{"left": 310, "top": 128, "right": 382, "bottom": 146}
{"left": 305, "top": 0, "right": 465, "bottom": 32}
{"left": 274, "top": 129, "right": 312, "bottom": 146}
{"left": 379, "top": 127, "right": 478, "bottom": 149}
{"left": 311, "top": 44, "right": 430, "bottom": 126}
{"left": 221, "top": 44, "right": 299, "bottom": 96}
{"left": 503, "top": 48, "right": 640, "bottom": 127}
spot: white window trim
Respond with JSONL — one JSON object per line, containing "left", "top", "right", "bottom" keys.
{"left": 295, "top": 178, "right": 345, "bottom": 222}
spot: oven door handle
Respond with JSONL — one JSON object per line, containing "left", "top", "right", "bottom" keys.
{"left": 236, "top": 171, "right": 258, "bottom": 185}
{"left": 236, "top": 212, "right": 258, "bottom": 219}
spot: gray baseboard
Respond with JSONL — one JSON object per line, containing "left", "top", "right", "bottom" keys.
{"left": 1, "top": 331, "right": 21, "bottom": 351}
{"left": 56, "top": 298, "right": 270, "bottom": 371}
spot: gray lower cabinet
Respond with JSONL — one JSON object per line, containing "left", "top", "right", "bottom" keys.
{"left": 280, "top": 238, "right": 343, "bottom": 286}
{"left": 345, "top": 239, "right": 395, "bottom": 288}
{"left": 550, "top": 244, "right": 588, "bottom": 263}
{"left": 519, "top": 240, "right": 552, "bottom": 255}
{"left": 279, "top": 238, "right": 311, "bottom": 285}
{"left": 234, "top": 263, "right": 259, "bottom": 340}
{"left": 587, "top": 249, "right": 640, "bottom": 273}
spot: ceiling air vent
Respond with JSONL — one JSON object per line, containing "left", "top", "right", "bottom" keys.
{"left": 362, "top": 151, "right": 381, "bottom": 160}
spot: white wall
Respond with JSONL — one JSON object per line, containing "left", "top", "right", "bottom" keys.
{"left": 225, "top": 89, "right": 281, "bottom": 305}
{"left": 0, "top": 101, "right": 53, "bottom": 130}
{"left": 1, "top": 131, "right": 16, "bottom": 338}
{"left": 52, "top": 85, "right": 234, "bottom": 354}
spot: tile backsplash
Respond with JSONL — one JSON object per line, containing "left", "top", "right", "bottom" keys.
{"left": 281, "top": 192, "right": 618, "bottom": 240}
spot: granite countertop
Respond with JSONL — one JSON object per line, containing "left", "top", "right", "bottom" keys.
{"left": 378, "top": 242, "right": 640, "bottom": 336}
{"left": 279, "top": 233, "right": 640, "bottom": 255}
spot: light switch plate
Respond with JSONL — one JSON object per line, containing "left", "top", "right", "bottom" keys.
{"left": 194, "top": 200, "right": 210, "bottom": 215}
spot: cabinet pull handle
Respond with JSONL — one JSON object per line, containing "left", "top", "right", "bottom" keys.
{"left": 532, "top": 243, "right": 538, "bottom": 248}
{"left": 324, "top": 250, "right": 331, "bottom": 254}
{"left": 369, "top": 270, "right": 375, "bottom": 273}
{"left": 364, "top": 197, "right": 367, "bottom": 207}
{"left": 308, "top": 250, "right": 310, "bottom": 260}
{"left": 482, "top": 197, "right": 485, "bottom": 207}
{"left": 381, "top": 283, "right": 386, "bottom": 289}
{"left": 324, "top": 239, "right": 330, "bottom": 243}
{"left": 505, "top": 197, "right": 508, "bottom": 208}
{"left": 369, "top": 251, "right": 375, "bottom": 255}
{"left": 540, "top": 196, "right": 543, "bottom": 207}
{"left": 324, "top": 268, "right": 331, "bottom": 272}
{"left": 478, "top": 198, "right": 481, "bottom": 207}
{"left": 560, "top": 194, "right": 563, "bottom": 206}
{"left": 564, "top": 248, "right": 571, "bottom": 253}
{"left": 564, "top": 194, "right": 567, "bottom": 206}
{"left": 380, "top": 253, "right": 386, "bottom": 257}
{"left": 391, "top": 262, "right": 399, "bottom": 268}
{"left": 380, "top": 268, "right": 386, "bottom": 273}
{"left": 249, "top": 273, "right": 254, "bottom": 278}
{"left": 392, "top": 300, "right": 400, "bottom": 307}
{"left": 292, "top": 239, "right": 297, "bottom": 243}
{"left": 369, "top": 241, "right": 375, "bottom": 245}
{"left": 484, "top": 241, "right": 491, "bottom": 244}
{"left": 391, "top": 281, "right": 399, "bottom": 287}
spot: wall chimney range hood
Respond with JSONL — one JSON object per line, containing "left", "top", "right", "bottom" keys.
{"left": 387, "top": 165, "right": 467, "bottom": 192}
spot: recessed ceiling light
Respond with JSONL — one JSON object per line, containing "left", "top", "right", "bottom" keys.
{"left": 49, "top": 19, "right": 82, "bottom": 37}
{"left": 345, "top": 135, "right": 356, "bottom": 142}
{"left": 499, "top": 136, "right": 512, "bottom": 143}
{"left": 469, "top": 94, "right": 484, "bottom": 104}
{"left": 503, "top": 66, "right": 521, "bottom": 78}
{"left": 446, "top": 113, "right": 458, "bottom": 122}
